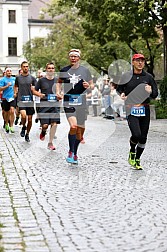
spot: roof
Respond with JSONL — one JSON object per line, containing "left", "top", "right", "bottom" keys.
{"left": 28, "top": 0, "right": 52, "bottom": 20}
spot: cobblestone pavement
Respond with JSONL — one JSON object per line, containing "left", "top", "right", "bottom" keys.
{"left": 0, "top": 112, "right": 167, "bottom": 252}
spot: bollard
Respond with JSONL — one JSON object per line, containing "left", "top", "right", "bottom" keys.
{"left": 150, "top": 104, "right": 156, "bottom": 120}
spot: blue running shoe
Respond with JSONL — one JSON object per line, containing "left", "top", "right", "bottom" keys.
{"left": 66, "top": 151, "right": 74, "bottom": 163}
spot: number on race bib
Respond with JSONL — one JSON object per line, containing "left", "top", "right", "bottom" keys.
{"left": 131, "top": 106, "right": 146, "bottom": 117}
{"left": 47, "top": 94, "right": 57, "bottom": 102}
{"left": 69, "top": 94, "right": 82, "bottom": 105}
{"left": 21, "top": 95, "right": 32, "bottom": 102}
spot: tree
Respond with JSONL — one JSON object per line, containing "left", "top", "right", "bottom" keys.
{"left": 23, "top": 1, "right": 131, "bottom": 75}
{"left": 58, "top": 0, "right": 167, "bottom": 77}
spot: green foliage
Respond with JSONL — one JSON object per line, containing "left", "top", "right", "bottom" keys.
{"left": 22, "top": 0, "right": 166, "bottom": 77}
{"left": 0, "top": 223, "right": 4, "bottom": 252}
{"left": 57, "top": 0, "right": 167, "bottom": 76}
{"left": 23, "top": 2, "right": 132, "bottom": 73}
{"left": 23, "top": 38, "right": 53, "bottom": 71}
{"left": 159, "top": 75, "right": 167, "bottom": 103}
{"left": 150, "top": 99, "right": 167, "bottom": 119}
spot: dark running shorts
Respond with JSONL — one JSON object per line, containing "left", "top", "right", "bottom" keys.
{"left": 38, "top": 107, "right": 60, "bottom": 125}
{"left": 2, "top": 99, "right": 17, "bottom": 112}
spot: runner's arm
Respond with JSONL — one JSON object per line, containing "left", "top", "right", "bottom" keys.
{"left": 56, "top": 79, "right": 63, "bottom": 100}
{"left": 0, "top": 82, "right": 11, "bottom": 91}
{"left": 31, "top": 85, "right": 45, "bottom": 98}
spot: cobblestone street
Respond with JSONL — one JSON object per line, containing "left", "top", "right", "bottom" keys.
{"left": 0, "top": 113, "right": 167, "bottom": 252}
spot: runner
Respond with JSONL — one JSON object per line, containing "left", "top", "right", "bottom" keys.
{"left": 56, "top": 49, "right": 93, "bottom": 164}
{"left": 0, "top": 67, "right": 16, "bottom": 133}
{"left": 117, "top": 53, "right": 158, "bottom": 170}
{"left": 35, "top": 62, "right": 60, "bottom": 150}
{"left": 14, "top": 61, "right": 44, "bottom": 142}
{"left": 14, "top": 68, "right": 23, "bottom": 126}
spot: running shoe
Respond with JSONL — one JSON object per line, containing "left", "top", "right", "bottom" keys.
{"left": 47, "top": 144, "right": 56, "bottom": 150}
{"left": 72, "top": 155, "right": 78, "bottom": 165}
{"left": 134, "top": 159, "right": 143, "bottom": 170}
{"left": 66, "top": 151, "right": 74, "bottom": 163}
{"left": 40, "top": 130, "right": 46, "bottom": 141}
{"left": 128, "top": 152, "right": 136, "bottom": 166}
{"left": 25, "top": 134, "right": 30, "bottom": 142}
{"left": 14, "top": 117, "right": 19, "bottom": 125}
{"left": 20, "top": 126, "right": 26, "bottom": 137}
{"left": 5, "top": 124, "right": 9, "bottom": 133}
{"left": 9, "top": 127, "right": 14, "bottom": 133}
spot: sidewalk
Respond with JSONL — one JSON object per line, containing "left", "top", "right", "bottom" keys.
{"left": 0, "top": 114, "right": 167, "bottom": 252}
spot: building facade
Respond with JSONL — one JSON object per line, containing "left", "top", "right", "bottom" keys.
{"left": 0, "top": 0, "right": 52, "bottom": 75}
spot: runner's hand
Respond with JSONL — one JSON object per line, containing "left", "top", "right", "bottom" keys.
{"left": 56, "top": 93, "right": 63, "bottom": 100}
{"left": 39, "top": 93, "right": 45, "bottom": 98}
{"left": 83, "top": 80, "right": 89, "bottom": 89}
{"left": 7, "top": 82, "right": 12, "bottom": 87}
{"left": 145, "top": 84, "right": 152, "bottom": 94}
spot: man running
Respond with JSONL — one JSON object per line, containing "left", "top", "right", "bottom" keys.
{"left": 35, "top": 62, "right": 60, "bottom": 150}
{"left": 56, "top": 49, "right": 93, "bottom": 164}
{"left": 14, "top": 61, "right": 44, "bottom": 142}
{"left": 0, "top": 67, "right": 16, "bottom": 133}
{"left": 117, "top": 53, "right": 158, "bottom": 170}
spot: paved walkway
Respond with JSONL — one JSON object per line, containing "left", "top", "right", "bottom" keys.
{"left": 0, "top": 113, "right": 167, "bottom": 252}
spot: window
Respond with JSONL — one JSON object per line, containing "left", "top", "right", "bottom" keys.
{"left": 8, "top": 38, "right": 17, "bottom": 56}
{"left": 8, "top": 10, "right": 16, "bottom": 23}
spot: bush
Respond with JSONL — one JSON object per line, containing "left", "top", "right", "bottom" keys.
{"left": 150, "top": 99, "right": 167, "bottom": 119}
{"left": 159, "top": 75, "right": 167, "bottom": 103}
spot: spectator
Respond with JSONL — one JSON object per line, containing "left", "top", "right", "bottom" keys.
{"left": 110, "top": 82, "right": 125, "bottom": 120}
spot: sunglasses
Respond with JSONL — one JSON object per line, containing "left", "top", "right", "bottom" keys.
{"left": 47, "top": 67, "right": 55, "bottom": 69}
{"left": 134, "top": 59, "right": 145, "bottom": 62}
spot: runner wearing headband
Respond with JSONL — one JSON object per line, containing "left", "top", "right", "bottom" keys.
{"left": 56, "top": 49, "right": 93, "bottom": 164}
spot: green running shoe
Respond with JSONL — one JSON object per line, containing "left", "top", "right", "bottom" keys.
{"left": 128, "top": 152, "right": 136, "bottom": 166}
{"left": 5, "top": 124, "right": 9, "bottom": 133}
{"left": 10, "top": 127, "right": 14, "bottom": 133}
{"left": 134, "top": 159, "right": 143, "bottom": 170}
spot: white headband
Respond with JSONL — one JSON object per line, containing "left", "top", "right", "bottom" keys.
{"left": 5, "top": 67, "right": 12, "bottom": 72}
{"left": 69, "top": 51, "right": 80, "bottom": 57}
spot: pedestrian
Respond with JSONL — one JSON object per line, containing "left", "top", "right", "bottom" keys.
{"left": 0, "top": 67, "right": 16, "bottom": 133}
{"left": 110, "top": 82, "right": 125, "bottom": 120}
{"left": 56, "top": 48, "right": 93, "bottom": 164}
{"left": 35, "top": 62, "right": 60, "bottom": 150}
{"left": 91, "top": 83, "right": 100, "bottom": 117}
{"left": 117, "top": 53, "right": 158, "bottom": 170}
{"left": 14, "top": 61, "right": 44, "bottom": 142}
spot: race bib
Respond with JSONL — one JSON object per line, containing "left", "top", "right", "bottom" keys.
{"left": 47, "top": 94, "right": 57, "bottom": 102}
{"left": 69, "top": 94, "right": 82, "bottom": 105}
{"left": 21, "top": 95, "right": 32, "bottom": 102}
{"left": 131, "top": 105, "right": 145, "bottom": 116}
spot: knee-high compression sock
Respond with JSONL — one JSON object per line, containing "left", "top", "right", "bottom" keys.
{"left": 130, "top": 137, "right": 138, "bottom": 153}
{"left": 68, "top": 127, "right": 77, "bottom": 152}
{"left": 136, "top": 143, "right": 145, "bottom": 159}
{"left": 74, "top": 127, "right": 85, "bottom": 156}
